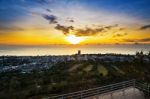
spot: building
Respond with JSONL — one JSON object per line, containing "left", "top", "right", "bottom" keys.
{"left": 78, "top": 50, "right": 81, "bottom": 55}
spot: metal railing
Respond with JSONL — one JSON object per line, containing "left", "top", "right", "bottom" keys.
{"left": 46, "top": 79, "right": 150, "bottom": 99}
{"left": 135, "top": 81, "right": 150, "bottom": 96}
{"left": 49, "top": 79, "right": 136, "bottom": 99}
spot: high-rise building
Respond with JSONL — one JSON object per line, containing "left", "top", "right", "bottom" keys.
{"left": 78, "top": 50, "right": 81, "bottom": 55}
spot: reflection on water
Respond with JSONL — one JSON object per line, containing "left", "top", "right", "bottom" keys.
{"left": 0, "top": 44, "right": 150, "bottom": 56}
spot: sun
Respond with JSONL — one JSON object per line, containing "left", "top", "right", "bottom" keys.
{"left": 66, "top": 34, "right": 84, "bottom": 44}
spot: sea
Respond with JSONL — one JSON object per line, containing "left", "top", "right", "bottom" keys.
{"left": 0, "top": 44, "right": 150, "bottom": 56}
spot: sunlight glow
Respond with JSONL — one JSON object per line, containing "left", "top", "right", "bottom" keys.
{"left": 66, "top": 34, "right": 84, "bottom": 44}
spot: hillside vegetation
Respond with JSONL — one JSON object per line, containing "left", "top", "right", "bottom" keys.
{"left": 0, "top": 54, "right": 150, "bottom": 99}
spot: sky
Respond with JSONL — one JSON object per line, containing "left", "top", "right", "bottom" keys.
{"left": 0, "top": 0, "right": 150, "bottom": 45}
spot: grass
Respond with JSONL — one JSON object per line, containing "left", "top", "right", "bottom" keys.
{"left": 112, "top": 66, "right": 125, "bottom": 75}
{"left": 97, "top": 64, "right": 108, "bottom": 76}
{"left": 68, "top": 63, "right": 83, "bottom": 72}
{"left": 83, "top": 65, "right": 93, "bottom": 72}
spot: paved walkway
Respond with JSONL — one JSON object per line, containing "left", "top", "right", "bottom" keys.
{"left": 86, "top": 87, "right": 145, "bottom": 99}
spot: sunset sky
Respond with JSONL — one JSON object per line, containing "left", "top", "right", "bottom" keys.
{"left": 0, "top": 0, "right": 150, "bottom": 45}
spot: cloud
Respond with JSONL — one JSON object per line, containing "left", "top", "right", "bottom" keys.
{"left": 23, "top": 0, "right": 49, "bottom": 5}
{"left": 30, "top": 11, "right": 58, "bottom": 24}
{"left": 0, "top": 25, "right": 25, "bottom": 35}
{"left": 104, "top": 24, "right": 118, "bottom": 29}
{"left": 69, "top": 19, "right": 74, "bottom": 22}
{"left": 38, "top": 0, "right": 47, "bottom": 4}
{"left": 0, "top": 32, "right": 7, "bottom": 35}
{"left": 113, "top": 33, "right": 128, "bottom": 37}
{"left": 75, "top": 27, "right": 104, "bottom": 36}
{"left": 139, "top": 24, "right": 150, "bottom": 30}
{"left": 124, "top": 38, "right": 150, "bottom": 43}
{"left": 74, "top": 24, "right": 119, "bottom": 36}
{"left": 0, "top": 25, "right": 24, "bottom": 31}
{"left": 33, "top": 0, "right": 48, "bottom": 4}
{"left": 139, "top": 38, "right": 150, "bottom": 42}
{"left": 119, "top": 28, "right": 125, "bottom": 30}
{"left": 54, "top": 24, "right": 123, "bottom": 37}
{"left": 46, "top": 8, "right": 51, "bottom": 12}
{"left": 66, "top": 18, "right": 74, "bottom": 22}
{"left": 55, "top": 24, "right": 74, "bottom": 35}
{"left": 42, "top": 14, "right": 57, "bottom": 24}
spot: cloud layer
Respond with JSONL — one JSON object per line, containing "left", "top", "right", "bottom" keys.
{"left": 55, "top": 24, "right": 74, "bottom": 35}
{"left": 140, "top": 24, "right": 150, "bottom": 30}
{"left": 124, "top": 38, "right": 150, "bottom": 43}
{"left": 0, "top": 0, "right": 150, "bottom": 45}
{"left": 54, "top": 24, "right": 123, "bottom": 37}
{"left": 42, "top": 14, "right": 57, "bottom": 24}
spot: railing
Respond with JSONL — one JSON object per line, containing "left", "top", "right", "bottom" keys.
{"left": 47, "top": 79, "right": 150, "bottom": 99}
{"left": 49, "top": 80, "right": 135, "bottom": 99}
{"left": 135, "top": 81, "right": 150, "bottom": 96}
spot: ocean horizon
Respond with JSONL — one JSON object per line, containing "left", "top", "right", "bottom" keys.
{"left": 0, "top": 44, "right": 150, "bottom": 56}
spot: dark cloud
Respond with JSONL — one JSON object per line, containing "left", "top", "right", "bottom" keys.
{"left": 119, "top": 28, "right": 125, "bottom": 30}
{"left": 69, "top": 19, "right": 74, "bottom": 22}
{"left": 39, "top": 0, "right": 47, "bottom": 3}
{"left": 42, "top": 14, "right": 57, "bottom": 24}
{"left": 113, "top": 33, "right": 128, "bottom": 37}
{"left": 55, "top": 24, "right": 74, "bottom": 35}
{"left": 46, "top": 9, "right": 51, "bottom": 12}
{"left": 34, "top": 0, "right": 48, "bottom": 4}
{"left": 24, "top": 0, "right": 48, "bottom": 5}
{"left": 54, "top": 24, "right": 123, "bottom": 37}
{"left": 33, "top": 0, "right": 57, "bottom": 5}
{"left": 104, "top": 24, "right": 118, "bottom": 29}
{"left": 75, "top": 27, "right": 104, "bottom": 36}
{"left": 0, "top": 25, "right": 49, "bottom": 33}
{"left": 139, "top": 38, "right": 150, "bottom": 42}
{"left": 124, "top": 38, "right": 150, "bottom": 43}
{"left": 66, "top": 18, "right": 75, "bottom": 22}
{"left": 139, "top": 24, "right": 150, "bottom": 30}
{"left": 31, "top": 12, "right": 58, "bottom": 24}
{"left": 0, "top": 25, "right": 25, "bottom": 36}
{"left": 74, "top": 24, "right": 119, "bottom": 36}
{"left": 124, "top": 39, "right": 135, "bottom": 42}
{"left": 0, "top": 25, "right": 24, "bottom": 31}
